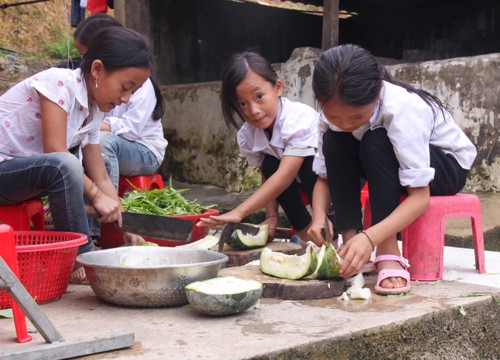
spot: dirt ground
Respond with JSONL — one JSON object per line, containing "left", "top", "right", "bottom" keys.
{"left": 0, "top": 0, "right": 113, "bottom": 59}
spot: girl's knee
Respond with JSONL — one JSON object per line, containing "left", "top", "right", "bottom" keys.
{"left": 51, "top": 152, "right": 83, "bottom": 181}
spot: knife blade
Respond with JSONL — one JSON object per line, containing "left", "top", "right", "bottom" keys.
{"left": 85, "top": 205, "right": 193, "bottom": 242}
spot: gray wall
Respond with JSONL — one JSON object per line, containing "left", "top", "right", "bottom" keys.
{"left": 159, "top": 48, "right": 500, "bottom": 193}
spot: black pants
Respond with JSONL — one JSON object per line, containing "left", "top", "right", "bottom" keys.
{"left": 323, "top": 128, "right": 470, "bottom": 231}
{"left": 261, "top": 155, "right": 317, "bottom": 231}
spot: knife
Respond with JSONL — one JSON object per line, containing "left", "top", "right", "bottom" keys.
{"left": 85, "top": 204, "right": 193, "bottom": 242}
{"left": 218, "top": 223, "right": 260, "bottom": 253}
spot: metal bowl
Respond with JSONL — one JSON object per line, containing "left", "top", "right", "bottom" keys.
{"left": 76, "top": 247, "right": 228, "bottom": 308}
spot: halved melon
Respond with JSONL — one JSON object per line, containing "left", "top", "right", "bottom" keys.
{"left": 185, "top": 276, "right": 263, "bottom": 316}
{"left": 313, "top": 243, "right": 343, "bottom": 280}
{"left": 178, "top": 235, "right": 219, "bottom": 250}
{"left": 227, "top": 224, "right": 269, "bottom": 249}
{"left": 260, "top": 244, "right": 318, "bottom": 280}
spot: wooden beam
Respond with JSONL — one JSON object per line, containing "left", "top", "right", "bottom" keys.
{"left": 322, "top": 0, "right": 339, "bottom": 50}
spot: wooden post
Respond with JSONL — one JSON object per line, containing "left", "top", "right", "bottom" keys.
{"left": 322, "top": 0, "right": 339, "bottom": 50}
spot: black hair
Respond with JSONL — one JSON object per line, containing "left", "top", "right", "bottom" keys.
{"left": 74, "top": 13, "right": 122, "bottom": 49}
{"left": 312, "top": 44, "right": 446, "bottom": 118}
{"left": 75, "top": 17, "right": 163, "bottom": 121}
{"left": 80, "top": 26, "right": 152, "bottom": 78}
{"left": 220, "top": 50, "right": 279, "bottom": 130}
{"left": 149, "top": 76, "right": 164, "bottom": 120}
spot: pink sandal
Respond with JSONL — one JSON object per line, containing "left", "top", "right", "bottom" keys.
{"left": 373, "top": 255, "right": 411, "bottom": 295}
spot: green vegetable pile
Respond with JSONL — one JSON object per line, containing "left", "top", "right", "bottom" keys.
{"left": 120, "top": 178, "right": 216, "bottom": 216}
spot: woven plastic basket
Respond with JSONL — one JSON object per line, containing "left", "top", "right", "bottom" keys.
{"left": 0, "top": 231, "right": 87, "bottom": 309}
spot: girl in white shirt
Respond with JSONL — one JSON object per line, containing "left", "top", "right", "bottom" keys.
{"left": 0, "top": 27, "right": 152, "bottom": 262}
{"left": 197, "top": 51, "right": 321, "bottom": 242}
{"left": 308, "top": 44, "right": 476, "bottom": 295}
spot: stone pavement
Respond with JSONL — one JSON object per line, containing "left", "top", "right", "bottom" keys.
{"left": 1, "top": 185, "right": 500, "bottom": 359}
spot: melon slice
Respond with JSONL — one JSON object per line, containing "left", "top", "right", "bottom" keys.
{"left": 121, "top": 241, "right": 159, "bottom": 247}
{"left": 227, "top": 224, "right": 269, "bottom": 249}
{"left": 260, "top": 244, "right": 318, "bottom": 280}
{"left": 178, "top": 235, "right": 219, "bottom": 250}
{"left": 313, "top": 243, "right": 343, "bottom": 280}
{"left": 185, "top": 276, "right": 263, "bottom": 316}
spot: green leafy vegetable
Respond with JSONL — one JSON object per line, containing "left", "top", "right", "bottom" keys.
{"left": 120, "top": 177, "right": 216, "bottom": 216}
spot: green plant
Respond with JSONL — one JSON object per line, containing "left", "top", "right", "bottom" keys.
{"left": 43, "top": 27, "right": 79, "bottom": 60}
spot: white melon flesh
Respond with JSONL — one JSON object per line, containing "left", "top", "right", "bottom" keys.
{"left": 178, "top": 235, "right": 219, "bottom": 250}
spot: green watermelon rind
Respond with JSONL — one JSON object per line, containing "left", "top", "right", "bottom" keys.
{"left": 313, "top": 243, "right": 343, "bottom": 280}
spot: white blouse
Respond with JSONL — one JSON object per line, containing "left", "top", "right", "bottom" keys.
{"left": 0, "top": 67, "right": 102, "bottom": 162}
{"left": 103, "top": 78, "right": 168, "bottom": 164}
{"left": 313, "top": 81, "right": 477, "bottom": 187}
{"left": 237, "top": 97, "right": 319, "bottom": 167}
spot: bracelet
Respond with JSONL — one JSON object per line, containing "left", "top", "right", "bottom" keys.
{"left": 88, "top": 182, "right": 99, "bottom": 202}
{"left": 266, "top": 215, "right": 278, "bottom": 219}
{"left": 360, "top": 230, "right": 375, "bottom": 251}
{"left": 88, "top": 182, "right": 96, "bottom": 195}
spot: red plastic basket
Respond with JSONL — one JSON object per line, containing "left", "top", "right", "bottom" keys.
{"left": 0, "top": 231, "right": 87, "bottom": 309}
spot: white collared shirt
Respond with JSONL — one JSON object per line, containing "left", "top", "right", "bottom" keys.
{"left": 0, "top": 67, "right": 102, "bottom": 162}
{"left": 237, "top": 97, "right": 319, "bottom": 167}
{"left": 313, "top": 81, "right": 477, "bottom": 187}
{"left": 103, "top": 78, "right": 168, "bottom": 164}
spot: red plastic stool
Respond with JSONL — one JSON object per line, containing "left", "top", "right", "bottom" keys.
{"left": 363, "top": 193, "right": 486, "bottom": 281}
{"left": 0, "top": 224, "right": 32, "bottom": 343}
{"left": 0, "top": 199, "right": 45, "bottom": 231}
{"left": 118, "top": 174, "right": 165, "bottom": 197}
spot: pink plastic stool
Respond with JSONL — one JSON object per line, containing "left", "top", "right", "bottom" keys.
{"left": 363, "top": 193, "right": 486, "bottom": 281}
{"left": 0, "top": 224, "right": 32, "bottom": 343}
{"left": 0, "top": 199, "right": 45, "bottom": 231}
{"left": 118, "top": 174, "right": 165, "bottom": 197}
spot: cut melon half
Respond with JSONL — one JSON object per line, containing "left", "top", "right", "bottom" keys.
{"left": 260, "top": 244, "right": 318, "bottom": 280}
{"left": 227, "top": 224, "right": 269, "bottom": 249}
{"left": 185, "top": 276, "right": 263, "bottom": 316}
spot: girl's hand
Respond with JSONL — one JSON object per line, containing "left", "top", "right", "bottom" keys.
{"left": 260, "top": 215, "right": 279, "bottom": 242}
{"left": 337, "top": 233, "right": 373, "bottom": 278}
{"left": 196, "top": 210, "right": 243, "bottom": 227}
{"left": 123, "top": 232, "right": 145, "bottom": 246}
{"left": 91, "top": 190, "right": 122, "bottom": 224}
{"left": 307, "top": 215, "right": 329, "bottom": 247}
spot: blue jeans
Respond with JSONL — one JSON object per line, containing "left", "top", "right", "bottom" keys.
{"left": 0, "top": 152, "right": 94, "bottom": 254}
{"left": 89, "top": 132, "right": 159, "bottom": 237}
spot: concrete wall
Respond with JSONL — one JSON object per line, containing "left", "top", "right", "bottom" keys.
{"left": 159, "top": 48, "right": 500, "bottom": 193}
